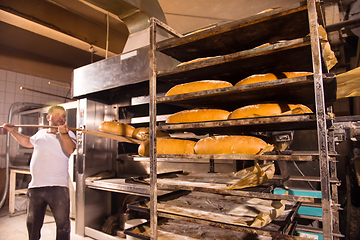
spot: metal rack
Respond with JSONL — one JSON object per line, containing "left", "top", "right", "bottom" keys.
{"left": 145, "top": 0, "right": 340, "bottom": 239}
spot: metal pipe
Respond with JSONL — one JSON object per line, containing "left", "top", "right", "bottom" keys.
{"left": 48, "top": 81, "right": 71, "bottom": 89}
{"left": 20, "top": 87, "right": 71, "bottom": 100}
{"left": 0, "top": 102, "right": 43, "bottom": 210}
{"left": 106, "top": 12, "right": 109, "bottom": 59}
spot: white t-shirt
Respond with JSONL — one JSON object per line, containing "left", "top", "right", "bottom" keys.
{"left": 28, "top": 129, "right": 77, "bottom": 188}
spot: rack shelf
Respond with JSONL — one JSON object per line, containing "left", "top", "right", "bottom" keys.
{"left": 157, "top": 2, "right": 312, "bottom": 62}
{"left": 146, "top": 0, "right": 340, "bottom": 239}
{"left": 158, "top": 38, "right": 318, "bottom": 84}
{"left": 157, "top": 74, "right": 336, "bottom": 110}
{"left": 159, "top": 114, "right": 330, "bottom": 134}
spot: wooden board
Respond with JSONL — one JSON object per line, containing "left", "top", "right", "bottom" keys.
{"left": 125, "top": 218, "right": 276, "bottom": 240}
{"left": 81, "top": 129, "right": 143, "bottom": 144}
{"left": 127, "top": 172, "right": 320, "bottom": 203}
{"left": 128, "top": 191, "right": 292, "bottom": 229}
{"left": 1, "top": 125, "right": 143, "bottom": 144}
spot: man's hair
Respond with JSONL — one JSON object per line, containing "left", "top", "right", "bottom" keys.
{"left": 48, "top": 105, "right": 65, "bottom": 115}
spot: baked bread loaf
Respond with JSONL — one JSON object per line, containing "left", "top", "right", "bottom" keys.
{"left": 235, "top": 73, "right": 277, "bottom": 86}
{"left": 166, "top": 109, "right": 230, "bottom": 123}
{"left": 283, "top": 72, "right": 312, "bottom": 78}
{"left": 194, "top": 135, "right": 273, "bottom": 155}
{"left": 165, "top": 80, "right": 233, "bottom": 96}
{"left": 138, "top": 138, "right": 196, "bottom": 156}
{"left": 99, "top": 121, "right": 135, "bottom": 137}
{"left": 228, "top": 103, "right": 313, "bottom": 119}
{"left": 132, "top": 127, "right": 170, "bottom": 140}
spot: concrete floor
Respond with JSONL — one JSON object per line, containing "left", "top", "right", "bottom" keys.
{"left": 0, "top": 206, "right": 93, "bottom": 240}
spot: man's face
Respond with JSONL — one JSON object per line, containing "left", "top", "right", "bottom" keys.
{"left": 47, "top": 109, "right": 66, "bottom": 126}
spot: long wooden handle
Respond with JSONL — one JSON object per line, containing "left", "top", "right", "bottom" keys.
{"left": 1, "top": 124, "right": 82, "bottom": 132}
{"left": 1, "top": 124, "right": 143, "bottom": 144}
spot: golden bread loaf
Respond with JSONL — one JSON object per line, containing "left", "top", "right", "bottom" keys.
{"left": 99, "top": 121, "right": 135, "bottom": 137}
{"left": 132, "top": 127, "right": 170, "bottom": 140}
{"left": 166, "top": 109, "right": 230, "bottom": 124}
{"left": 283, "top": 72, "right": 312, "bottom": 78}
{"left": 228, "top": 103, "right": 313, "bottom": 119}
{"left": 194, "top": 135, "right": 272, "bottom": 155}
{"left": 165, "top": 80, "right": 233, "bottom": 96}
{"left": 235, "top": 73, "right": 277, "bottom": 86}
{"left": 138, "top": 138, "right": 196, "bottom": 157}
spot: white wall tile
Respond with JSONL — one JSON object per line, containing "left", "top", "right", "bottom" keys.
{"left": 16, "top": 73, "right": 26, "bottom": 84}
{"left": 24, "top": 88, "right": 34, "bottom": 97}
{"left": 0, "top": 69, "right": 6, "bottom": 80}
{"left": 16, "top": 83, "right": 24, "bottom": 95}
{"left": 6, "top": 71, "right": 16, "bottom": 82}
{"left": 0, "top": 103, "right": 4, "bottom": 113}
{"left": 6, "top": 81, "right": 16, "bottom": 93}
{"left": 0, "top": 92, "right": 5, "bottom": 104}
{"left": 49, "top": 85, "right": 57, "bottom": 95}
{"left": 5, "top": 92, "right": 15, "bottom": 103}
{"left": 25, "top": 75, "right": 34, "bottom": 87}
{"left": 15, "top": 94, "right": 24, "bottom": 102}
{"left": 4, "top": 103, "right": 12, "bottom": 116}
{"left": 0, "top": 80, "right": 6, "bottom": 92}
{"left": 33, "top": 77, "right": 42, "bottom": 87}
{"left": 33, "top": 96, "right": 41, "bottom": 104}
{"left": 24, "top": 95, "right": 33, "bottom": 102}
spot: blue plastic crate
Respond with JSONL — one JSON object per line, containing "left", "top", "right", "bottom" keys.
{"left": 274, "top": 188, "right": 323, "bottom": 239}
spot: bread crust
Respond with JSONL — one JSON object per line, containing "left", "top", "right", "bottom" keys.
{"left": 165, "top": 80, "right": 232, "bottom": 96}
{"left": 166, "top": 109, "right": 230, "bottom": 123}
{"left": 283, "top": 72, "right": 312, "bottom": 78}
{"left": 228, "top": 103, "right": 312, "bottom": 119}
{"left": 235, "top": 73, "right": 277, "bottom": 86}
{"left": 138, "top": 138, "right": 196, "bottom": 156}
{"left": 98, "top": 121, "right": 135, "bottom": 137}
{"left": 132, "top": 127, "right": 170, "bottom": 140}
{"left": 194, "top": 135, "right": 269, "bottom": 155}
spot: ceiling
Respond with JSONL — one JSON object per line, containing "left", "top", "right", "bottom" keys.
{"left": 0, "top": 0, "right": 357, "bottom": 83}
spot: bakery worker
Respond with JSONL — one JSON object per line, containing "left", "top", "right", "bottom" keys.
{"left": 2, "top": 105, "right": 76, "bottom": 240}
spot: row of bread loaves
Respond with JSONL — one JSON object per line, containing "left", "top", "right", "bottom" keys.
{"left": 138, "top": 135, "right": 273, "bottom": 157}
{"left": 165, "top": 72, "right": 312, "bottom": 96}
{"left": 165, "top": 103, "right": 313, "bottom": 124}
{"left": 98, "top": 122, "right": 169, "bottom": 140}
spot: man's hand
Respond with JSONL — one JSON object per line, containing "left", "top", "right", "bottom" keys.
{"left": 2, "top": 123, "right": 16, "bottom": 133}
{"left": 58, "top": 124, "right": 76, "bottom": 155}
{"left": 2, "top": 123, "right": 33, "bottom": 148}
{"left": 58, "top": 124, "right": 69, "bottom": 135}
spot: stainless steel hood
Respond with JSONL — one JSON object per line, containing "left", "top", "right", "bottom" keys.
{"left": 82, "top": 0, "right": 168, "bottom": 52}
{"left": 72, "top": 45, "right": 179, "bottom": 103}
{"left": 82, "top": 0, "right": 166, "bottom": 34}
{"left": 72, "top": 0, "right": 175, "bottom": 103}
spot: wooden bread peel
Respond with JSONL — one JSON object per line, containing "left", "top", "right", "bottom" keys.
{"left": 1, "top": 124, "right": 143, "bottom": 144}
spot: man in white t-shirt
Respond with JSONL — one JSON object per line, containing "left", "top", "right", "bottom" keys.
{"left": 3, "top": 105, "right": 76, "bottom": 240}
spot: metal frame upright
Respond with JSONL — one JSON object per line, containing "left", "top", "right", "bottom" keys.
{"left": 149, "top": 18, "right": 184, "bottom": 240}
{"left": 307, "top": 0, "right": 333, "bottom": 239}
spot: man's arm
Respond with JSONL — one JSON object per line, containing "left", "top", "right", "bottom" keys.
{"left": 2, "top": 123, "right": 33, "bottom": 148}
{"left": 58, "top": 125, "right": 76, "bottom": 155}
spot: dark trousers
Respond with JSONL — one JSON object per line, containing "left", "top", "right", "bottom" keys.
{"left": 26, "top": 186, "right": 70, "bottom": 240}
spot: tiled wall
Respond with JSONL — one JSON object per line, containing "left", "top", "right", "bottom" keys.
{"left": 0, "top": 68, "right": 71, "bottom": 168}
